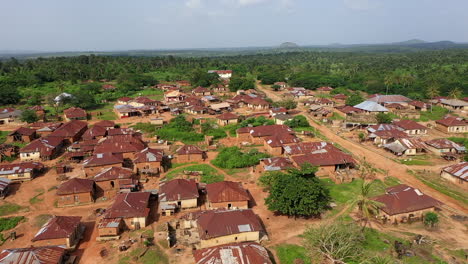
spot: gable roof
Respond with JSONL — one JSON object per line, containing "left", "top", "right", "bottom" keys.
{"left": 93, "top": 167, "right": 134, "bottom": 182}
{"left": 93, "top": 137, "right": 145, "bottom": 154}
{"left": 193, "top": 242, "right": 272, "bottom": 264}
{"left": 9, "top": 127, "right": 36, "bottom": 137}
{"left": 408, "top": 100, "right": 427, "bottom": 108}
{"left": 282, "top": 141, "right": 335, "bottom": 156}
{"left": 82, "top": 125, "right": 107, "bottom": 140}
{"left": 264, "top": 133, "right": 300, "bottom": 148}
{"left": 335, "top": 105, "right": 364, "bottom": 114}
{"left": 159, "top": 179, "right": 199, "bottom": 202}
{"left": 32, "top": 216, "right": 81, "bottom": 242}
{"left": 217, "top": 112, "right": 239, "bottom": 120}
{"left": 317, "top": 86, "right": 333, "bottom": 91}
{"left": 439, "top": 98, "right": 468, "bottom": 107}
{"left": 260, "top": 157, "right": 294, "bottom": 171}
{"left": 133, "top": 148, "right": 164, "bottom": 163}
{"left": 20, "top": 137, "right": 63, "bottom": 156}
{"left": 371, "top": 129, "right": 408, "bottom": 139}
{"left": 0, "top": 162, "right": 44, "bottom": 176}
{"left": 425, "top": 139, "right": 465, "bottom": 151}
{"left": 176, "top": 145, "right": 204, "bottom": 155}
{"left": 83, "top": 153, "right": 123, "bottom": 168}
{"left": 441, "top": 162, "right": 467, "bottom": 181}
{"left": 206, "top": 181, "right": 249, "bottom": 203}
{"left": 367, "top": 94, "right": 412, "bottom": 104}
{"left": 392, "top": 120, "right": 426, "bottom": 130}
{"left": 48, "top": 120, "right": 87, "bottom": 138}
{"left": 373, "top": 184, "right": 441, "bottom": 215}
{"left": 354, "top": 101, "right": 389, "bottom": 112}
{"left": 104, "top": 192, "right": 150, "bottom": 218}
{"left": 436, "top": 116, "right": 467, "bottom": 127}
{"left": 63, "top": 107, "right": 87, "bottom": 119}
{"left": 237, "top": 125, "right": 293, "bottom": 137}
{"left": 291, "top": 148, "right": 355, "bottom": 167}
{"left": 94, "top": 120, "right": 115, "bottom": 128}
{"left": 56, "top": 178, "right": 94, "bottom": 195}
{"left": 0, "top": 246, "right": 66, "bottom": 264}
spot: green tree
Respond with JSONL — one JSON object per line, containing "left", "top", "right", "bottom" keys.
{"left": 20, "top": 109, "right": 39, "bottom": 123}
{"left": 448, "top": 87, "right": 462, "bottom": 99}
{"left": 376, "top": 113, "right": 393, "bottom": 124}
{"left": 424, "top": 212, "right": 439, "bottom": 228}
{"left": 0, "top": 84, "right": 21, "bottom": 105}
{"left": 426, "top": 85, "right": 440, "bottom": 99}
{"left": 272, "top": 99, "right": 297, "bottom": 109}
{"left": 229, "top": 76, "right": 255, "bottom": 92}
{"left": 345, "top": 92, "right": 364, "bottom": 106}
{"left": 349, "top": 181, "right": 383, "bottom": 229}
{"left": 284, "top": 115, "right": 310, "bottom": 128}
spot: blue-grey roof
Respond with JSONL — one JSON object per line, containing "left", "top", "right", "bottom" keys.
{"left": 354, "top": 101, "right": 389, "bottom": 112}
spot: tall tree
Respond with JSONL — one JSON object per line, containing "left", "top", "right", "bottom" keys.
{"left": 448, "top": 87, "right": 462, "bottom": 99}
{"left": 349, "top": 181, "right": 383, "bottom": 229}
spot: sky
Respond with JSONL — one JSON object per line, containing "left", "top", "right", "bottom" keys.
{"left": 1, "top": 0, "right": 467, "bottom": 51}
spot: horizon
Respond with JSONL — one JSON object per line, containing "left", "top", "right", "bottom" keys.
{"left": 2, "top": 0, "right": 468, "bottom": 52}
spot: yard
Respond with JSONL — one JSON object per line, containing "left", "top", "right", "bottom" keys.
{"left": 164, "top": 164, "right": 224, "bottom": 184}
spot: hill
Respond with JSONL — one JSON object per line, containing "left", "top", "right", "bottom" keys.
{"left": 279, "top": 42, "right": 300, "bottom": 48}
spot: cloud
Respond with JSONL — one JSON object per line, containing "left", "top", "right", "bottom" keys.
{"left": 344, "top": 0, "right": 380, "bottom": 11}
{"left": 186, "top": 0, "right": 202, "bottom": 9}
{"left": 238, "top": 0, "right": 269, "bottom": 6}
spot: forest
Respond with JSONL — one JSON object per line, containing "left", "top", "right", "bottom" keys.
{"left": 0, "top": 49, "right": 467, "bottom": 108}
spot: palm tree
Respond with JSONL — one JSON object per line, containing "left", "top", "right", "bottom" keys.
{"left": 448, "top": 87, "right": 462, "bottom": 99}
{"left": 349, "top": 181, "right": 384, "bottom": 230}
{"left": 383, "top": 75, "right": 394, "bottom": 95}
{"left": 426, "top": 85, "right": 440, "bottom": 99}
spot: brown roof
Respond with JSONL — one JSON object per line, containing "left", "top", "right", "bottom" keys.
{"left": 188, "top": 209, "right": 263, "bottom": 240}
{"left": 93, "top": 167, "right": 134, "bottom": 181}
{"left": 9, "top": 127, "right": 36, "bottom": 136}
{"left": 436, "top": 116, "right": 467, "bottom": 127}
{"left": 264, "top": 133, "right": 300, "bottom": 148}
{"left": 48, "top": 120, "right": 87, "bottom": 139}
{"left": 118, "top": 97, "right": 132, "bottom": 102}
{"left": 104, "top": 192, "right": 150, "bottom": 219}
{"left": 63, "top": 107, "right": 87, "bottom": 119}
{"left": 425, "top": 138, "right": 464, "bottom": 150}
{"left": 291, "top": 148, "right": 355, "bottom": 167}
{"left": 83, "top": 153, "right": 123, "bottom": 168}
{"left": 372, "top": 129, "right": 408, "bottom": 139}
{"left": 20, "top": 136, "right": 63, "bottom": 156}
{"left": 373, "top": 184, "right": 442, "bottom": 215}
{"left": 159, "top": 179, "right": 199, "bottom": 202}
{"left": 333, "top": 94, "right": 348, "bottom": 100}
{"left": 176, "top": 145, "right": 204, "bottom": 155}
{"left": 193, "top": 86, "right": 209, "bottom": 93}
{"left": 94, "top": 120, "right": 115, "bottom": 128}
{"left": 392, "top": 120, "right": 426, "bottom": 131}
{"left": 56, "top": 178, "right": 94, "bottom": 195}
{"left": 335, "top": 105, "right": 364, "bottom": 114}
{"left": 133, "top": 148, "right": 163, "bottom": 163}
{"left": 441, "top": 162, "right": 467, "bottom": 181}
{"left": 107, "top": 128, "right": 137, "bottom": 136}
{"left": 283, "top": 141, "right": 336, "bottom": 156}
{"left": 368, "top": 94, "right": 412, "bottom": 103}
{"left": 408, "top": 100, "right": 426, "bottom": 108}
{"left": 193, "top": 242, "right": 272, "bottom": 264}
{"left": 206, "top": 181, "right": 249, "bottom": 203}
{"left": 260, "top": 157, "right": 294, "bottom": 171}
{"left": 82, "top": 125, "right": 107, "bottom": 140}
{"left": 217, "top": 112, "right": 239, "bottom": 120}
{"left": 94, "top": 137, "right": 146, "bottom": 154}
{"left": 0, "top": 246, "right": 66, "bottom": 264}
{"left": 0, "top": 162, "right": 44, "bottom": 175}
{"left": 237, "top": 125, "right": 294, "bottom": 137}
{"left": 317, "top": 86, "right": 333, "bottom": 91}
{"left": 32, "top": 216, "right": 81, "bottom": 242}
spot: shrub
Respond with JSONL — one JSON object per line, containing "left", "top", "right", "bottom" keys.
{"left": 211, "top": 147, "right": 269, "bottom": 169}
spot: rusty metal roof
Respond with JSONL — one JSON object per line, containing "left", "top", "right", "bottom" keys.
{"left": 159, "top": 179, "right": 199, "bottom": 202}
{"left": 0, "top": 162, "right": 44, "bottom": 176}
{"left": 0, "top": 246, "right": 66, "bottom": 264}
{"left": 104, "top": 192, "right": 150, "bottom": 219}
{"left": 93, "top": 167, "right": 134, "bottom": 182}
{"left": 176, "top": 145, "right": 204, "bottom": 155}
{"left": 442, "top": 162, "right": 467, "bottom": 181}
{"left": 206, "top": 181, "right": 249, "bottom": 203}
{"left": 193, "top": 242, "right": 272, "bottom": 264}
{"left": 32, "top": 216, "right": 82, "bottom": 242}
{"left": 56, "top": 178, "right": 94, "bottom": 195}
{"left": 133, "top": 148, "right": 163, "bottom": 163}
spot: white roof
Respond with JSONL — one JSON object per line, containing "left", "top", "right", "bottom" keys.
{"left": 354, "top": 101, "right": 389, "bottom": 112}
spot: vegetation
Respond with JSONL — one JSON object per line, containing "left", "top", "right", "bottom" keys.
{"left": 0, "top": 216, "right": 25, "bottom": 232}
{"left": 345, "top": 92, "right": 365, "bottom": 106}
{"left": 376, "top": 112, "right": 394, "bottom": 124}
{"left": 424, "top": 212, "right": 439, "bottom": 228}
{"left": 20, "top": 109, "right": 39, "bottom": 123}
{"left": 165, "top": 164, "right": 224, "bottom": 183}
{"left": 283, "top": 115, "right": 310, "bottom": 128}
{"left": 211, "top": 147, "right": 269, "bottom": 169}
{"left": 263, "top": 164, "right": 331, "bottom": 217}
{"left": 272, "top": 99, "right": 297, "bottom": 109}
{"left": 201, "top": 122, "right": 227, "bottom": 140}
{"left": 349, "top": 181, "right": 384, "bottom": 229}
{"left": 118, "top": 244, "right": 168, "bottom": 264}
{"left": 0, "top": 203, "right": 25, "bottom": 217}
{"left": 418, "top": 106, "right": 449, "bottom": 121}
{"left": 155, "top": 115, "right": 204, "bottom": 143}
{"left": 0, "top": 131, "right": 8, "bottom": 144}
{"left": 275, "top": 244, "right": 311, "bottom": 264}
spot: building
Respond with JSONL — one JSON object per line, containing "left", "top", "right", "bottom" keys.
{"left": 408, "top": 100, "right": 428, "bottom": 111}
{"left": 263, "top": 132, "right": 300, "bottom": 156}
{"left": 236, "top": 125, "right": 294, "bottom": 145}
{"left": 94, "top": 120, "right": 116, "bottom": 130}
{"left": 354, "top": 101, "right": 389, "bottom": 113}
{"left": 133, "top": 148, "right": 164, "bottom": 175}
{"left": 48, "top": 120, "right": 87, "bottom": 144}
{"left": 425, "top": 139, "right": 466, "bottom": 155}
{"left": 0, "top": 162, "right": 44, "bottom": 181}
{"left": 274, "top": 114, "right": 293, "bottom": 125}
{"left": 437, "top": 98, "right": 468, "bottom": 111}
{"left": 165, "top": 90, "right": 186, "bottom": 102}
{"left": 392, "top": 120, "right": 428, "bottom": 135}
{"left": 0, "top": 246, "right": 66, "bottom": 264}
{"left": 176, "top": 145, "right": 205, "bottom": 163}
{"left": 33, "top": 122, "right": 63, "bottom": 137}
{"left": 97, "top": 217, "right": 125, "bottom": 240}
{"left": 383, "top": 138, "right": 427, "bottom": 156}
{"left": 19, "top": 137, "right": 63, "bottom": 161}
{"left": 316, "top": 86, "right": 334, "bottom": 93}
{"left": 128, "top": 96, "right": 160, "bottom": 107}
{"left": 83, "top": 153, "right": 124, "bottom": 177}
{"left": 63, "top": 107, "right": 87, "bottom": 121}
{"left": 440, "top": 162, "right": 467, "bottom": 189}
{"left": 7, "top": 127, "right": 37, "bottom": 143}
{"left": 373, "top": 184, "right": 441, "bottom": 224}
{"left": 159, "top": 179, "right": 199, "bottom": 215}
{"left": 103, "top": 192, "right": 151, "bottom": 230}
{"left": 210, "top": 102, "right": 231, "bottom": 112}
{"left": 216, "top": 112, "right": 239, "bottom": 126}
{"left": 273, "top": 82, "right": 287, "bottom": 89}
{"left": 93, "top": 166, "right": 136, "bottom": 198}
{"left": 206, "top": 181, "right": 250, "bottom": 210}
{"left": 193, "top": 86, "right": 211, "bottom": 96}
{"left": 435, "top": 116, "right": 467, "bottom": 134}
{"left": 368, "top": 94, "right": 412, "bottom": 106}
{"left": 56, "top": 178, "right": 95, "bottom": 207}
{"left": 208, "top": 70, "right": 232, "bottom": 79}
{"left": 0, "top": 178, "right": 11, "bottom": 198}
{"left": 0, "top": 108, "right": 22, "bottom": 125}
{"left": 31, "top": 216, "right": 84, "bottom": 248}
{"left": 257, "top": 157, "right": 294, "bottom": 173}
{"left": 82, "top": 125, "right": 107, "bottom": 140}
{"left": 193, "top": 242, "right": 273, "bottom": 264}
{"left": 94, "top": 136, "right": 146, "bottom": 159}
{"left": 369, "top": 129, "right": 408, "bottom": 145}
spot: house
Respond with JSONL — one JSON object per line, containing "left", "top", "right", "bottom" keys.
{"left": 383, "top": 138, "right": 426, "bottom": 156}
{"left": 217, "top": 112, "right": 239, "bottom": 126}
{"left": 438, "top": 98, "right": 468, "bottom": 111}
{"left": 117, "top": 97, "right": 133, "bottom": 104}
{"left": 0, "top": 246, "right": 66, "bottom": 264}
{"left": 435, "top": 116, "right": 467, "bottom": 133}
{"left": 180, "top": 209, "right": 264, "bottom": 249}
{"left": 408, "top": 100, "right": 427, "bottom": 111}
{"left": 308, "top": 105, "right": 332, "bottom": 118}
{"left": 208, "top": 70, "right": 232, "bottom": 79}
{"left": 32, "top": 122, "right": 63, "bottom": 137}
{"left": 316, "top": 86, "right": 334, "bottom": 93}
{"left": 270, "top": 107, "right": 287, "bottom": 116}
{"left": 159, "top": 179, "right": 199, "bottom": 215}
{"left": 186, "top": 105, "right": 207, "bottom": 115}
{"left": 263, "top": 132, "right": 300, "bottom": 156}
{"left": 425, "top": 139, "right": 466, "bottom": 155}
{"left": 193, "top": 242, "right": 273, "bottom": 264}
{"left": 257, "top": 157, "right": 294, "bottom": 173}
{"left": 7, "top": 127, "right": 37, "bottom": 143}
{"left": 369, "top": 129, "right": 408, "bottom": 145}
{"left": 0, "top": 162, "right": 44, "bottom": 181}
{"left": 0, "top": 144, "right": 17, "bottom": 161}
{"left": 393, "top": 120, "right": 428, "bottom": 135}
{"left": 440, "top": 162, "right": 467, "bottom": 189}
{"left": 103, "top": 192, "right": 151, "bottom": 230}
{"left": 193, "top": 86, "right": 211, "bottom": 96}
{"left": 56, "top": 178, "right": 95, "bottom": 207}
{"left": 373, "top": 184, "right": 441, "bottom": 224}
{"left": 0, "top": 178, "right": 11, "bottom": 198}
{"left": 212, "top": 84, "right": 229, "bottom": 94}
{"left": 48, "top": 120, "right": 88, "bottom": 144}
{"left": 314, "top": 98, "right": 335, "bottom": 107}
{"left": 63, "top": 107, "right": 87, "bottom": 121}
{"left": 236, "top": 125, "right": 294, "bottom": 145}
{"left": 176, "top": 145, "right": 205, "bottom": 163}
{"left": 274, "top": 114, "right": 293, "bottom": 125}
{"left": 31, "top": 216, "right": 84, "bottom": 248}
{"left": 83, "top": 153, "right": 124, "bottom": 177}
{"left": 94, "top": 120, "right": 116, "bottom": 130}
{"left": 97, "top": 217, "right": 125, "bottom": 240}
{"left": 354, "top": 101, "right": 389, "bottom": 113}
{"left": 19, "top": 136, "right": 63, "bottom": 161}
{"left": 165, "top": 90, "right": 186, "bottom": 102}
{"left": 210, "top": 102, "right": 232, "bottom": 112}
{"left": 206, "top": 181, "right": 249, "bottom": 210}
{"left": 93, "top": 167, "right": 137, "bottom": 198}
{"left": 0, "top": 108, "right": 22, "bottom": 125}
{"left": 176, "top": 80, "right": 191, "bottom": 87}
{"left": 94, "top": 136, "right": 146, "bottom": 159}
{"left": 282, "top": 141, "right": 333, "bottom": 156}
{"left": 333, "top": 94, "right": 348, "bottom": 103}
{"left": 102, "top": 84, "right": 116, "bottom": 90}
{"left": 128, "top": 96, "right": 159, "bottom": 107}
{"left": 133, "top": 148, "right": 164, "bottom": 175}
{"left": 82, "top": 125, "right": 107, "bottom": 140}
{"left": 368, "top": 94, "right": 412, "bottom": 106}
{"left": 335, "top": 105, "right": 364, "bottom": 116}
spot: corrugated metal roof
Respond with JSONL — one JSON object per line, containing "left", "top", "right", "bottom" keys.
{"left": 354, "top": 101, "right": 389, "bottom": 112}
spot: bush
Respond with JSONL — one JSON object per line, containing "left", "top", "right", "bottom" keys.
{"left": 376, "top": 113, "right": 393, "bottom": 124}
{"left": 0, "top": 217, "right": 25, "bottom": 232}
{"left": 155, "top": 116, "right": 204, "bottom": 143}
{"left": 212, "top": 147, "right": 269, "bottom": 169}
{"left": 424, "top": 212, "right": 439, "bottom": 228}
{"left": 284, "top": 115, "right": 310, "bottom": 128}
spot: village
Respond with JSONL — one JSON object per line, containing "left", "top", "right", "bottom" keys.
{"left": 0, "top": 69, "right": 467, "bottom": 264}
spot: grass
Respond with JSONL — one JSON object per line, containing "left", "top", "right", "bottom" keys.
{"left": 321, "top": 178, "right": 386, "bottom": 205}
{"left": 0, "top": 203, "right": 26, "bottom": 217}
{"left": 400, "top": 159, "right": 433, "bottom": 166}
{"left": 0, "top": 216, "right": 25, "bottom": 232}
{"left": 118, "top": 244, "right": 168, "bottom": 264}
{"left": 418, "top": 106, "right": 449, "bottom": 121}
{"left": 29, "top": 189, "right": 45, "bottom": 205}
{"left": 165, "top": 164, "right": 224, "bottom": 183}
{"left": 34, "top": 214, "right": 52, "bottom": 228}
{"left": 410, "top": 170, "right": 468, "bottom": 205}
{"left": 275, "top": 244, "right": 311, "bottom": 264}
{"left": 0, "top": 131, "right": 8, "bottom": 144}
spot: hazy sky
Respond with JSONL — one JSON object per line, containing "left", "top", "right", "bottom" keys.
{"left": 1, "top": 0, "right": 467, "bottom": 51}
